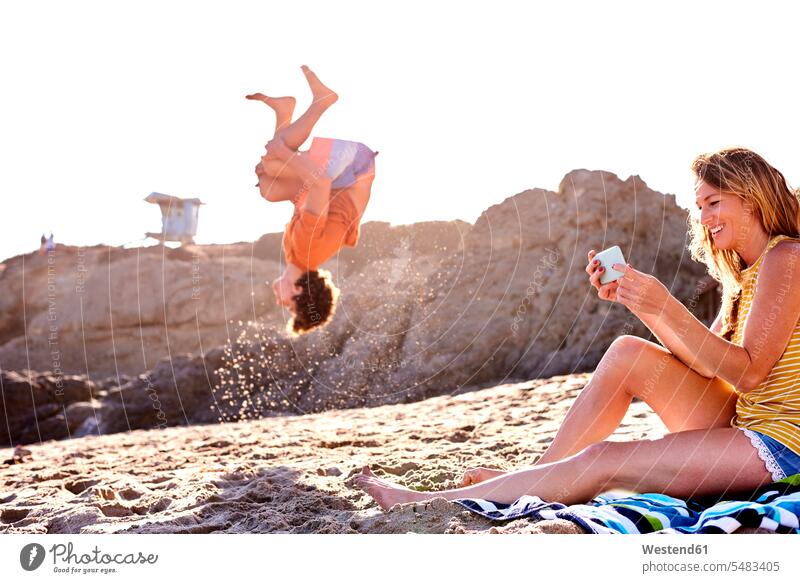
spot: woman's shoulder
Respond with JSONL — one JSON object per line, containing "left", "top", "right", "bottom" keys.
{"left": 756, "top": 236, "right": 800, "bottom": 284}
{"left": 772, "top": 233, "right": 800, "bottom": 246}
{"left": 767, "top": 235, "right": 800, "bottom": 258}
{"left": 741, "top": 236, "right": 795, "bottom": 282}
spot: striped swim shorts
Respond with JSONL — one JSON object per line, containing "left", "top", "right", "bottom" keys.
{"left": 307, "top": 137, "right": 378, "bottom": 190}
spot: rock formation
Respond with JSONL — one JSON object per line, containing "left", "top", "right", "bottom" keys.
{"left": 0, "top": 170, "right": 714, "bottom": 445}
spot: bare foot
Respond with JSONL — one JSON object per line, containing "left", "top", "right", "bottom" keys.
{"left": 352, "top": 465, "right": 426, "bottom": 511}
{"left": 459, "top": 466, "right": 506, "bottom": 487}
{"left": 301, "top": 65, "right": 338, "bottom": 107}
{"left": 245, "top": 93, "right": 296, "bottom": 118}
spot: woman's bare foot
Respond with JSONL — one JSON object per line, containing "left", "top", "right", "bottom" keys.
{"left": 245, "top": 93, "right": 296, "bottom": 118}
{"left": 301, "top": 65, "right": 338, "bottom": 107}
{"left": 459, "top": 466, "right": 506, "bottom": 487}
{"left": 352, "top": 466, "right": 426, "bottom": 511}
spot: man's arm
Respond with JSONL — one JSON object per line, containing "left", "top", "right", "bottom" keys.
{"left": 266, "top": 137, "right": 332, "bottom": 216}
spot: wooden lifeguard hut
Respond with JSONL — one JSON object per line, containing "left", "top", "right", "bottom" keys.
{"left": 144, "top": 192, "right": 204, "bottom": 245}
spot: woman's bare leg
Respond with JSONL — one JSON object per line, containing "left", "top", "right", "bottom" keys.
{"left": 535, "top": 335, "right": 738, "bottom": 466}
{"left": 356, "top": 447, "right": 606, "bottom": 510}
{"left": 353, "top": 427, "right": 772, "bottom": 511}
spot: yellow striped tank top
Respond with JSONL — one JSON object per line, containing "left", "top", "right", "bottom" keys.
{"left": 730, "top": 234, "right": 800, "bottom": 455}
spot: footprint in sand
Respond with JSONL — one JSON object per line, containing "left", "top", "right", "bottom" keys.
{"left": 1, "top": 507, "right": 30, "bottom": 524}
{"left": 145, "top": 474, "right": 174, "bottom": 486}
{"left": 118, "top": 487, "right": 145, "bottom": 501}
{"left": 98, "top": 503, "right": 133, "bottom": 518}
{"left": 374, "top": 462, "right": 420, "bottom": 476}
{"left": 147, "top": 497, "right": 173, "bottom": 513}
{"left": 78, "top": 485, "right": 117, "bottom": 502}
{"left": 447, "top": 430, "right": 473, "bottom": 443}
{"left": 64, "top": 478, "right": 101, "bottom": 495}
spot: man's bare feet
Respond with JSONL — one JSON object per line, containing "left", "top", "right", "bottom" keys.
{"left": 352, "top": 465, "right": 426, "bottom": 511}
{"left": 245, "top": 93, "right": 296, "bottom": 118}
{"left": 301, "top": 65, "right": 338, "bottom": 107}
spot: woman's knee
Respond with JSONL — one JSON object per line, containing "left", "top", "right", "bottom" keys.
{"left": 577, "top": 441, "right": 622, "bottom": 491}
{"left": 594, "top": 336, "right": 646, "bottom": 383}
{"left": 608, "top": 335, "right": 651, "bottom": 359}
{"left": 602, "top": 336, "right": 664, "bottom": 389}
{"left": 582, "top": 440, "right": 619, "bottom": 459}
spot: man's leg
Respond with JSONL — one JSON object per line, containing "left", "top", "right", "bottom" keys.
{"left": 247, "top": 66, "right": 338, "bottom": 150}
{"left": 246, "top": 93, "right": 296, "bottom": 134}
{"left": 273, "top": 65, "right": 338, "bottom": 150}
{"left": 338, "top": 159, "right": 376, "bottom": 217}
{"left": 258, "top": 174, "right": 304, "bottom": 202}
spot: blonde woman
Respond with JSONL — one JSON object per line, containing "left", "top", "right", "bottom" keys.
{"left": 355, "top": 147, "right": 800, "bottom": 510}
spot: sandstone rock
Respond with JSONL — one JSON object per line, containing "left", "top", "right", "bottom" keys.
{"left": 0, "top": 370, "right": 103, "bottom": 446}
{"left": 0, "top": 170, "right": 713, "bottom": 444}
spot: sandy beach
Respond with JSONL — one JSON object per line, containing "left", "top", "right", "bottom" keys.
{"left": 3, "top": 373, "right": 673, "bottom": 534}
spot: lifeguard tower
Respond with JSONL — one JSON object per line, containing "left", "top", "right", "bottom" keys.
{"left": 144, "top": 192, "right": 204, "bottom": 245}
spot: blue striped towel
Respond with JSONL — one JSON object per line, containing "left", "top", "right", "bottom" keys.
{"left": 454, "top": 473, "right": 800, "bottom": 534}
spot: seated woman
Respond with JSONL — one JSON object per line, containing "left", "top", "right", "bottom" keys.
{"left": 355, "top": 147, "right": 800, "bottom": 511}
{"left": 248, "top": 65, "right": 378, "bottom": 335}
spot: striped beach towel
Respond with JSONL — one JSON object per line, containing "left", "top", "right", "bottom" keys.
{"left": 453, "top": 473, "right": 800, "bottom": 534}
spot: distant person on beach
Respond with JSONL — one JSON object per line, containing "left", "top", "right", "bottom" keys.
{"left": 355, "top": 147, "right": 800, "bottom": 510}
{"left": 248, "top": 65, "right": 378, "bottom": 335}
{"left": 46, "top": 233, "right": 55, "bottom": 253}
{"left": 38, "top": 234, "right": 46, "bottom": 256}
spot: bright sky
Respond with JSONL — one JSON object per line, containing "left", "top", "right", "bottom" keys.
{"left": 1, "top": 1, "right": 798, "bottom": 262}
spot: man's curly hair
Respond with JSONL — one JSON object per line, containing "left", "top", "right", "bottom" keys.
{"left": 287, "top": 268, "right": 339, "bottom": 335}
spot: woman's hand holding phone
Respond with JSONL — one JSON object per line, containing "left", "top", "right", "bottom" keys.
{"left": 586, "top": 247, "right": 672, "bottom": 317}
{"left": 586, "top": 249, "right": 621, "bottom": 302}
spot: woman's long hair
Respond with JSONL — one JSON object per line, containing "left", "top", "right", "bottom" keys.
{"left": 687, "top": 147, "right": 800, "bottom": 340}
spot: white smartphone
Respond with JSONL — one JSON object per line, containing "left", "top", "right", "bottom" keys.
{"left": 593, "top": 245, "right": 626, "bottom": 285}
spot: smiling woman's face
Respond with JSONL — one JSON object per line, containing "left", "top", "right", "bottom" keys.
{"left": 694, "top": 179, "right": 751, "bottom": 249}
